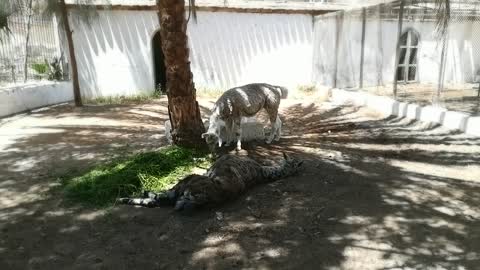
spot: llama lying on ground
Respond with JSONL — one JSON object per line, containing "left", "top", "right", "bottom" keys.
{"left": 117, "top": 153, "right": 303, "bottom": 211}
{"left": 202, "top": 83, "right": 288, "bottom": 151}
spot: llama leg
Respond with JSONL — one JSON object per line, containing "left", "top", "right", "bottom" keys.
{"left": 224, "top": 120, "right": 233, "bottom": 147}
{"left": 234, "top": 118, "right": 242, "bottom": 151}
{"left": 274, "top": 116, "right": 282, "bottom": 141}
{"left": 266, "top": 111, "right": 279, "bottom": 144}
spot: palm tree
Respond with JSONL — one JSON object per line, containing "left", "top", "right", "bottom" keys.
{"left": 156, "top": 0, "right": 206, "bottom": 148}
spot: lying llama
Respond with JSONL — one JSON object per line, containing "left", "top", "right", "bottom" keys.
{"left": 202, "top": 83, "right": 288, "bottom": 150}
{"left": 117, "top": 152, "right": 303, "bottom": 211}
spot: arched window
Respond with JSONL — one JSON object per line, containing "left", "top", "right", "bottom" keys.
{"left": 396, "top": 29, "right": 419, "bottom": 83}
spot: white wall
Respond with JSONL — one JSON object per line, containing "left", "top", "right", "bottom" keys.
{"left": 69, "top": 10, "right": 159, "bottom": 98}
{"left": 69, "top": 10, "right": 314, "bottom": 98}
{"left": 312, "top": 15, "right": 480, "bottom": 88}
{"left": 67, "top": 8, "right": 480, "bottom": 98}
{"left": 0, "top": 82, "right": 73, "bottom": 118}
{"left": 188, "top": 12, "right": 313, "bottom": 90}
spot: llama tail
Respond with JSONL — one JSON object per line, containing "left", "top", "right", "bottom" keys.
{"left": 277, "top": 86, "right": 289, "bottom": 99}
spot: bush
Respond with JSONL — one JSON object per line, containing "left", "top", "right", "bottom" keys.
{"left": 31, "top": 62, "right": 48, "bottom": 75}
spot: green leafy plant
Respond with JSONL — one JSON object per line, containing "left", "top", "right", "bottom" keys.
{"left": 31, "top": 62, "right": 48, "bottom": 75}
{"left": 297, "top": 85, "right": 317, "bottom": 93}
{"left": 47, "top": 57, "right": 64, "bottom": 81}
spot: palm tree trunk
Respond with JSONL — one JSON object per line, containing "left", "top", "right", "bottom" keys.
{"left": 59, "top": 0, "right": 82, "bottom": 106}
{"left": 156, "top": 0, "right": 205, "bottom": 148}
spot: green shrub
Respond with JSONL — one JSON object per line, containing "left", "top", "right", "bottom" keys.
{"left": 31, "top": 62, "right": 48, "bottom": 74}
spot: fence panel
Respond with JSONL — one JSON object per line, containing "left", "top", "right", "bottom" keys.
{"left": 0, "top": 14, "right": 66, "bottom": 86}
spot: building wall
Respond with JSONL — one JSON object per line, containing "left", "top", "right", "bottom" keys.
{"left": 312, "top": 14, "right": 480, "bottom": 88}
{"left": 69, "top": 10, "right": 313, "bottom": 98}
{"left": 68, "top": 8, "right": 480, "bottom": 98}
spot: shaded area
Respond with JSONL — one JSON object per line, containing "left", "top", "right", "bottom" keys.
{"left": 152, "top": 30, "right": 166, "bottom": 93}
{"left": 0, "top": 98, "right": 479, "bottom": 269}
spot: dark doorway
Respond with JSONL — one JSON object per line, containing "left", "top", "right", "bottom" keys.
{"left": 152, "top": 31, "right": 167, "bottom": 93}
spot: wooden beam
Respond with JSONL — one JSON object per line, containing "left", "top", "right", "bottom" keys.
{"left": 333, "top": 11, "right": 344, "bottom": 89}
{"left": 359, "top": 7, "right": 366, "bottom": 89}
{"left": 392, "top": 0, "right": 405, "bottom": 98}
{"left": 65, "top": 4, "right": 338, "bottom": 15}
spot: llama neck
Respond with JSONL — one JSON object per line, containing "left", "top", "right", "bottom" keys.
{"left": 207, "top": 108, "right": 220, "bottom": 133}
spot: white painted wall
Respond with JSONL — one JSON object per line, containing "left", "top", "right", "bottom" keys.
{"left": 69, "top": 10, "right": 159, "bottom": 98}
{"left": 0, "top": 82, "right": 73, "bottom": 118}
{"left": 67, "top": 8, "right": 479, "bottom": 98}
{"left": 69, "top": 10, "right": 314, "bottom": 98}
{"left": 188, "top": 12, "right": 313, "bottom": 90}
{"left": 312, "top": 15, "right": 480, "bottom": 88}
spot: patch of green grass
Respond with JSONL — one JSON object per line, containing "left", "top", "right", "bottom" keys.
{"left": 62, "top": 146, "right": 212, "bottom": 207}
{"left": 196, "top": 87, "right": 224, "bottom": 98}
{"left": 85, "top": 92, "right": 163, "bottom": 105}
{"left": 297, "top": 84, "right": 317, "bottom": 94}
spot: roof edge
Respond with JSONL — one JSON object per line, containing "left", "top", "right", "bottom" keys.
{"left": 66, "top": 3, "right": 340, "bottom": 15}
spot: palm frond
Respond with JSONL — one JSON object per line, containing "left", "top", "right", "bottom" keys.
{"left": 43, "top": 0, "right": 111, "bottom": 26}
{"left": 187, "top": 0, "right": 197, "bottom": 23}
{"left": 42, "top": 0, "right": 61, "bottom": 18}
{"left": 433, "top": 0, "right": 450, "bottom": 41}
{"left": 0, "top": 0, "right": 16, "bottom": 34}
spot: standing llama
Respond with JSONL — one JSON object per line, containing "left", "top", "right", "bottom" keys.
{"left": 202, "top": 83, "right": 288, "bottom": 151}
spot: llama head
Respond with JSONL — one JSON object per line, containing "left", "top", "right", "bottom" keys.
{"left": 281, "top": 152, "right": 304, "bottom": 175}
{"left": 202, "top": 117, "right": 223, "bottom": 150}
{"left": 202, "top": 131, "right": 220, "bottom": 147}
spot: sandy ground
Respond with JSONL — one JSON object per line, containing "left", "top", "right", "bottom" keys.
{"left": 363, "top": 83, "right": 480, "bottom": 116}
{"left": 1, "top": 97, "right": 479, "bottom": 270}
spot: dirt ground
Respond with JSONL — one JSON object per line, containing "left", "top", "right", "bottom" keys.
{"left": 363, "top": 83, "right": 480, "bottom": 116}
{"left": 1, "top": 97, "right": 479, "bottom": 270}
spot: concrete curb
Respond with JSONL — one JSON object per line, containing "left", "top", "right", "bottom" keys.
{"left": 330, "top": 88, "right": 480, "bottom": 137}
{"left": 0, "top": 81, "right": 74, "bottom": 118}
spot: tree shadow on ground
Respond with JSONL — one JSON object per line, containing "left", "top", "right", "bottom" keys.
{"left": 0, "top": 100, "right": 479, "bottom": 269}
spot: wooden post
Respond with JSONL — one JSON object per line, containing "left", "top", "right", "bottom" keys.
{"left": 23, "top": 0, "right": 34, "bottom": 83}
{"left": 437, "top": 36, "right": 448, "bottom": 103}
{"left": 333, "top": 11, "right": 344, "bottom": 89}
{"left": 359, "top": 7, "right": 366, "bottom": 89}
{"left": 393, "top": 0, "right": 405, "bottom": 98}
{"left": 59, "top": 0, "right": 82, "bottom": 106}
